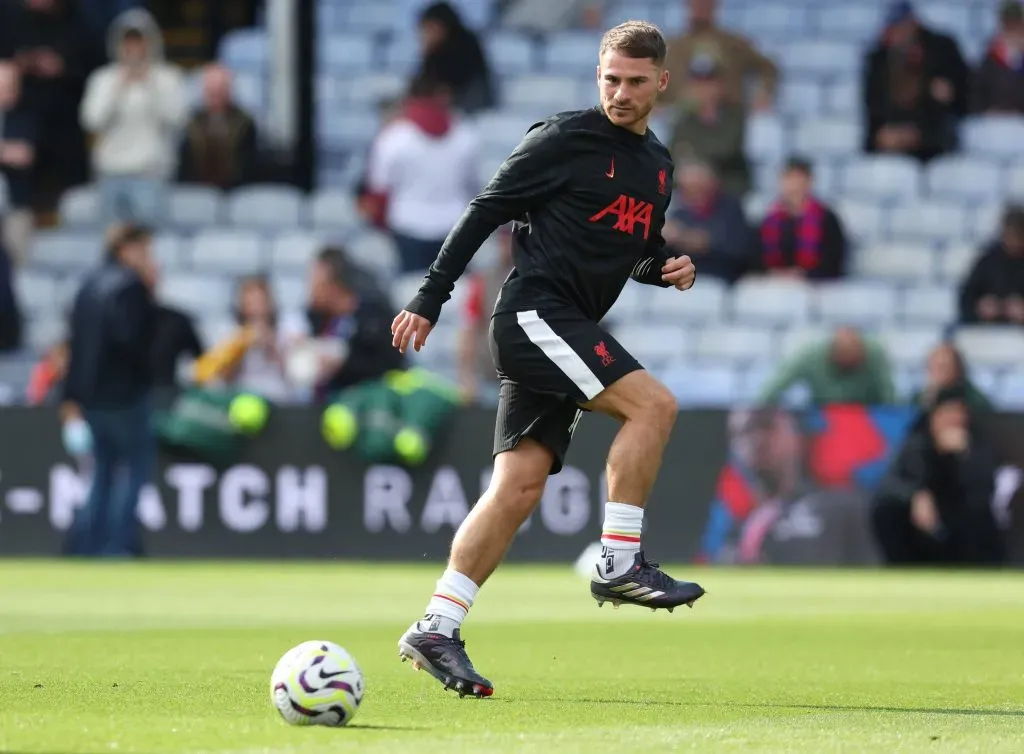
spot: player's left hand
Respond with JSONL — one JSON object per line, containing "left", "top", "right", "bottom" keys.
{"left": 662, "top": 255, "right": 695, "bottom": 291}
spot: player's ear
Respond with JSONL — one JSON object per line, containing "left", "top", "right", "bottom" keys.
{"left": 658, "top": 68, "right": 670, "bottom": 93}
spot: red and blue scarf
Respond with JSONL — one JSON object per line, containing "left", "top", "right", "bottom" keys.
{"left": 761, "top": 197, "right": 825, "bottom": 270}
{"left": 988, "top": 38, "right": 1024, "bottom": 72}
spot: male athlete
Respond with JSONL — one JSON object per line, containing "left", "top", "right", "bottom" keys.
{"left": 390, "top": 21, "right": 705, "bottom": 698}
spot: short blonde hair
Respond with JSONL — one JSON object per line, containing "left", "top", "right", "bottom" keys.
{"left": 599, "top": 20, "right": 667, "bottom": 65}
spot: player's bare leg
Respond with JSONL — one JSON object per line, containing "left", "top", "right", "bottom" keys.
{"left": 398, "top": 438, "right": 552, "bottom": 697}
{"left": 583, "top": 370, "right": 706, "bottom": 611}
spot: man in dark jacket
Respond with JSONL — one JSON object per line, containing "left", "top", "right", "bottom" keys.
{"left": 62, "top": 224, "right": 158, "bottom": 557}
{"left": 871, "top": 386, "right": 1005, "bottom": 565}
{"left": 971, "top": 0, "right": 1024, "bottom": 115}
{"left": 863, "top": 0, "right": 969, "bottom": 162}
{"left": 0, "top": 61, "right": 37, "bottom": 265}
{"left": 959, "top": 205, "right": 1024, "bottom": 325}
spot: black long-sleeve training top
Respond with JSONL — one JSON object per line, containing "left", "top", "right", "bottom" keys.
{"left": 405, "top": 107, "right": 677, "bottom": 324}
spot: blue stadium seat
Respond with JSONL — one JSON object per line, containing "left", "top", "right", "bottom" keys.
{"left": 837, "top": 199, "right": 887, "bottom": 244}
{"left": 543, "top": 32, "right": 601, "bottom": 75}
{"left": 745, "top": 114, "right": 787, "bottom": 165}
{"left": 31, "top": 231, "right": 102, "bottom": 272}
{"left": 738, "top": 3, "right": 809, "bottom": 40}
{"left": 169, "top": 185, "right": 224, "bottom": 228}
{"left": 230, "top": 72, "right": 266, "bottom": 118}
{"left": 160, "top": 273, "right": 233, "bottom": 314}
{"left": 384, "top": 34, "right": 422, "bottom": 74}
{"left": 309, "top": 190, "right": 361, "bottom": 232}
{"left": 915, "top": 3, "right": 976, "bottom": 44}
{"left": 270, "top": 232, "right": 324, "bottom": 272}
{"left": 730, "top": 278, "right": 812, "bottom": 326}
{"left": 59, "top": 185, "right": 100, "bottom": 228}
{"left": 841, "top": 156, "right": 920, "bottom": 203}
{"left": 647, "top": 276, "right": 728, "bottom": 323}
{"left": 25, "top": 317, "right": 65, "bottom": 351}
{"left": 794, "top": 117, "right": 861, "bottom": 157}
{"left": 955, "top": 325, "right": 1024, "bottom": 369}
{"left": 611, "top": 324, "right": 690, "bottom": 371}
{"left": 503, "top": 75, "right": 582, "bottom": 111}
{"left": 476, "top": 152, "right": 507, "bottom": 190}
{"left": 320, "top": 35, "right": 376, "bottom": 72}
{"left": 196, "top": 317, "right": 236, "bottom": 351}
{"left": 475, "top": 110, "right": 536, "bottom": 154}
{"left": 694, "top": 324, "right": 777, "bottom": 365}
{"left": 779, "top": 79, "right": 823, "bottom": 117}
{"left": 894, "top": 366, "right": 925, "bottom": 402}
{"left": 937, "top": 243, "right": 978, "bottom": 283}
{"left": 219, "top": 30, "right": 268, "bottom": 72}
{"left": 663, "top": 364, "right": 740, "bottom": 407}
{"left": 925, "top": 156, "right": 1005, "bottom": 204}
{"left": 744, "top": 192, "right": 773, "bottom": 223}
{"left": 190, "top": 230, "right": 267, "bottom": 272}
{"left": 856, "top": 243, "right": 937, "bottom": 283}
{"left": 316, "top": 109, "right": 380, "bottom": 150}
{"left": 901, "top": 285, "right": 958, "bottom": 326}
{"left": 152, "top": 233, "right": 185, "bottom": 271}
{"left": 605, "top": 1, "right": 657, "bottom": 28}
{"left": 271, "top": 275, "right": 307, "bottom": 311}
{"left": 823, "top": 77, "right": 861, "bottom": 117}
{"left": 813, "top": 4, "right": 884, "bottom": 43}
{"left": 878, "top": 327, "right": 944, "bottom": 368}
{"left": 1010, "top": 162, "right": 1024, "bottom": 200}
{"left": 605, "top": 280, "right": 648, "bottom": 323}
{"left": 972, "top": 204, "right": 1004, "bottom": 243}
{"left": 997, "top": 371, "right": 1024, "bottom": 410}
{"left": 227, "top": 185, "right": 304, "bottom": 229}
{"left": 779, "top": 326, "right": 832, "bottom": 359}
{"left": 816, "top": 280, "right": 899, "bottom": 328}
{"left": 961, "top": 116, "right": 1024, "bottom": 160}
{"left": 348, "top": 230, "right": 400, "bottom": 280}
{"left": 13, "top": 271, "right": 59, "bottom": 317}
{"left": 781, "top": 41, "right": 859, "bottom": 80}
{"left": 485, "top": 31, "right": 536, "bottom": 76}
{"left": 345, "top": 1, "right": 400, "bottom": 34}
{"left": 889, "top": 201, "right": 968, "bottom": 243}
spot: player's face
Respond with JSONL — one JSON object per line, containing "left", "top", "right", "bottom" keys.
{"left": 598, "top": 51, "right": 668, "bottom": 133}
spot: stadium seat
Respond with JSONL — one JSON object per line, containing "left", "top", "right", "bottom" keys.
{"left": 475, "top": 110, "right": 536, "bottom": 154}
{"left": 230, "top": 72, "right": 266, "bottom": 117}
{"left": 485, "top": 31, "right": 536, "bottom": 76}
{"left": 319, "top": 35, "right": 376, "bottom": 72}
{"left": 169, "top": 185, "right": 223, "bottom": 228}
{"left": 779, "top": 80, "right": 823, "bottom": 117}
{"left": 794, "top": 118, "right": 861, "bottom": 157}
{"left": 646, "top": 276, "right": 728, "bottom": 323}
{"left": 1009, "top": 162, "right": 1024, "bottom": 200}
{"left": 836, "top": 200, "right": 887, "bottom": 244}
{"left": 13, "top": 271, "right": 59, "bottom": 317}
{"left": 159, "top": 274, "right": 232, "bottom": 315}
{"left": 605, "top": 1, "right": 657, "bottom": 28}
{"left": 59, "top": 185, "right": 99, "bottom": 227}
{"left": 915, "top": 3, "right": 974, "bottom": 44}
{"left": 348, "top": 230, "right": 400, "bottom": 280}
{"left": 738, "top": 3, "right": 808, "bottom": 40}
{"left": 152, "top": 233, "right": 185, "bottom": 270}
{"left": 744, "top": 192, "right": 773, "bottom": 223}
{"left": 889, "top": 202, "right": 968, "bottom": 243}
{"left": 730, "top": 278, "right": 812, "bottom": 326}
{"left": 228, "top": 185, "right": 304, "bottom": 229}
{"left": 31, "top": 231, "right": 102, "bottom": 271}
{"left": 894, "top": 366, "right": 925, "bottom": 402}
{"left": 901, "top": 285, "right": 958, "bottom": 326}
{"left": 779, "top": 326, "right": 832, "bottom": 358}
{"left": 662, "top": 364, "right": 740, "bottom": 407}
{"left": 816, "top": 280, "right": 899, "bottom": 327}
{"left": 937, "top": 243, "right": 978, "bottom": 283}
{"left": 321, "top": 72, "right": 405, "bottom": 108}
{"left": 196, "top": 316, "right": 236, "bottom": 350}
{"left": 877, "top": 327, "right": 944, "bottom": 368}
{"left": 503, "top": 75, "right": 580, "bottom": 111}
{"left": 782, "top": 41, "right": 859, "bottom": 79}
{"left": 219, "top": 30, "right": 267, "bottom": 72}
{"left": 612, "top": 324, "right": 690, "bottom": 371}
{"left": 745, "top": 114, "right": 787, "bottom": 165}
{"left": 190, "top": 230, "right": 267, "bottom": 271}
{"left": 823, "top": 77, "right": 860, "bottom": 117}
{"left": 316, "top": 109, "right": 380, "bottom": 150}
{"left": 345, "top": 1, "right": 399, "bottom": 34}
{"left": 997, "top": 371, "right": 1024, "bottom": 410}
{"left": 0, "top": 355, "right": 35, "bottom": 404}
{"left": 270, "top": 232, "right": 323, "bottom": 272}
{"left": 25, "top": 317, "right": 65, "bottom": 351}
{"left": 924, "top": 156, "right": 1005, "bottom": 204}
{"left": 841, "top": 156, "right": 920, "bottom": 203}
{"left": 476, "top": 152, "right": 507, "bottom": 190}
{"left": 961, "top": 116, "right": 1024, "bottom": 159}
{"left": 972, "top": 204, "right": 1003, "bottom": 243}
{"left": 308, "top": 191, "right": 361, "bottom": 231}
{"left": 855, "top": 244, "right": 936, "bottom": 282}
{"left": 694, "top": 324, "right": 776, "bottom": 364}
{"left": 272, "top": 275, "right": 307, "bottom": 311}
{"left": 383, "top": 33, "right": 421, "bottom": 74}
{"left": 604, "top": 280, "right": 648, "bottom": 324}
{"left": 954, "top": 325, "right": 1024, "bottom": 368}
{"left": 813, "top": 4, "right": 884, "bottom": 43}
{"left": 543, "top": 32, "right": 602, "bottom": 75}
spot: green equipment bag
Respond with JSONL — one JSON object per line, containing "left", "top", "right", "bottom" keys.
{"left": 153, "top": 387, "right": 271, "bottom": 468}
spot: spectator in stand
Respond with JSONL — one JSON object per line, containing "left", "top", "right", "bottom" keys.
{"left": 0, "top": 233, "right": 22, "bottom": 352}
{"left": 912, "top": 341, "right": 993, "bottom": 413}
{"left": 663, "top": 158, "right": 751, "bottom": 284}
{"left": 62, "top": 223, "right": 157, "bottom": 557}
{"left": 756, "top": 158, "right": 846, "bottom": 280}
{"left": 0, "top": 61, "right": 35, "bottom": 266}
{"left": 971, "top": 0, "right": 1024, "bottom": 115}
{"left": 959, "top": 205, "right": 1024, "bottom": 326}
{"left": 458, "top": 226, "right": 514, "bottom": 404}
{"left": 178, "top": 64, "right": 259, "bottom": 190}
{"left": 80, "top": 9, "right": 187, "bottom": 226}
{"left": 0, "top": 0, "right": 98, "bottom": 206}
{"left": 864, "top": 0, "right": 969, "bottom": 163}
{"left": 872, "top": 385, "right": 1005, "bottom": 566}
{"left": 759, "top": 327, "right": 895, "bottom": 406}
{"left": 661, "top": 0, "right": 777, "bottom": 110}
{"left": 669, "top": 54, "right": 750, "bottom": 197}
{"left": 364, "top": 75, "right": 479, "bottom": 273}
{"left": 304, "top": 247, "right": 404, "bottom": 401}
{"left": 193, "top": 274, "right": 306, "bottom": 404}
{"left": 416, "top": 2, "right": 495, "bottom": 114}
{"left": 142, "top": 254, "right": 204, "bottom": 392}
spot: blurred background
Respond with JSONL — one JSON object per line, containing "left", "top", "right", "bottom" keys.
{"left": 0, "top": 0, "right": 1022, "bottom": 567}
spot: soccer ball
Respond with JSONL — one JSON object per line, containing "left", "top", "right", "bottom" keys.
{"left": 270, "top": 640, "right": 365, "bottom": 727}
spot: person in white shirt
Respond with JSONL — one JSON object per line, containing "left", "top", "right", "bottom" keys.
{"left": 365, "top": 75, "right": 479, "bottom": 273}
{"left": 80, "top": 8, "right": 187, "bottom": 226}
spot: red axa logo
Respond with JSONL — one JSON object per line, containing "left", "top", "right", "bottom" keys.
{"left": 588, "top": 195, "right": 653, "bottom": 240}
{"left": 594, "top": 341, "right": 615, "bottom": 367}
{"left": 658, "top": 169, "right": 667, "bottom": 195}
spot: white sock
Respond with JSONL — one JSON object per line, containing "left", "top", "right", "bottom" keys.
{"left": 419, "top": 568, "right": 479, "bottom": 637}
{"left": 596, "top": 502, "right": 643, "bottom": 579}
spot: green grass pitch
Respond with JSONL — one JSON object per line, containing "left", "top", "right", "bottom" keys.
{"left": 1, "top": 562, "right": 1023, "bottom": 753}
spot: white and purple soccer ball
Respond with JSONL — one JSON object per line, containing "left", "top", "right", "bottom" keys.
{"left": 270, "top": 640, "right": 365, "bottom": 727}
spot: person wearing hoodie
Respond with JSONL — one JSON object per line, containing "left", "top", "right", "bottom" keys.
{"left": 971, "top": 0, "right": 1024, "bottom": 115}
{"left": 365, "top": 75, "right": 479, "bottom": 274}
{"left": 80, "top": 9, "right": 187, "bottom": 226}
{"left": 416, "top": 1, "right": 496, "bottom": 114}
{"left": 959, "top": 205, "right": 1024, "bottom": 325}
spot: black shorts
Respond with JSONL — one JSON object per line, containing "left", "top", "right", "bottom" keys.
{"left": 488, "top": 308, "right": 643, "bottom": 474}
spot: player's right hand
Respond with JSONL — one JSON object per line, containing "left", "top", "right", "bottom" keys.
{"left": 391, "top": 310, "right": 434, "bottom": 354}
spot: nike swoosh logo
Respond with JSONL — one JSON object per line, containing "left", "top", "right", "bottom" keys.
{"left": 319, "top": 668, "right": 344, "bottom": 679}
{"left": 606, "top": 158, "right": 614, "bottom": 178}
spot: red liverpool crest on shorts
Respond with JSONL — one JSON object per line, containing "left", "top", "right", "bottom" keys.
{"left": 658, "top": 169, "right": 667, "bottom": 195}
{"left": 594, "top": 341, "right": 615, "bottom": 367}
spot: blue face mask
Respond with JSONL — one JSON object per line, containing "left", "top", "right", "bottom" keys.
{"left": 62, "top": 419, "right": 94, "bottom": 457}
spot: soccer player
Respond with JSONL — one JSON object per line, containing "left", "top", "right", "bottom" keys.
{"left": 390, "top": 21, "right": 705, "bottom": 698}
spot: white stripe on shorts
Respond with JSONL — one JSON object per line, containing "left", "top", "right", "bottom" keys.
{"left": 515, "top": 310, "right": 604, "bottom": 400}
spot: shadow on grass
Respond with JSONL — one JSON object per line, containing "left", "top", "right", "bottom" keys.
{"left": 344, "top": 723, "right": 428, "bottom": 731}
{"left": 494, "top": 698, "right": 1024, "bottom": 718}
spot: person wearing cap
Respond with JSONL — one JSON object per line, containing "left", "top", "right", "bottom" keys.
{"left": 80, "top": 8, "right": 186, "bottom": 226}
{"left": 864, "top": 0, "right": 969, "bottom": 162}
{"left": 871, "top": 386, "right": 1006, "bottom": 565}
{"left": 669, "top": 53, "right": 750, "bottom": 196}
{"left": 971, "top": 0, "right": 1024, "bottom": 115}
{"left": 959, "top": 205, "right": 1024, "bottom": 325}
{"left": 661, "top": 0, "right": 778, "bottom": 110}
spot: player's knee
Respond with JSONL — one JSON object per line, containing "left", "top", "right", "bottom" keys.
{"left": 641, "top": 383, "right": 678, "bottom": 434}
{"left": 490, "top": 473, "right": 545, "bottom": 516}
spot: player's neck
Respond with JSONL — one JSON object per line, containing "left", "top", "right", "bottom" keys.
{"left": 623, "top": 117, "right": 649, "bottom": 136}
